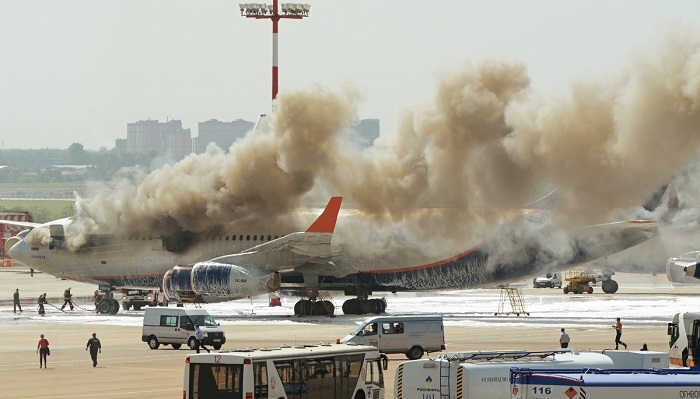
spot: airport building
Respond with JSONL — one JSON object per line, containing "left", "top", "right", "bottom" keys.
{"left": 196, "top": 119, "right": 255, "bottom": 154}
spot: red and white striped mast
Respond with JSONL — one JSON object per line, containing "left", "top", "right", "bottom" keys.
{"left": 240, "top": 2, "right": 311, "bottom": 103}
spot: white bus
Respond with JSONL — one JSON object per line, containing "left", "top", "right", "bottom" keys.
{"left": 183, "top": 343, "right": 387, "bottom": 399}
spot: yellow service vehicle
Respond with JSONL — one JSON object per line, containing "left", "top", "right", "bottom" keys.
{"left": 563, "top": 269, "right": 596, "bottom": 294}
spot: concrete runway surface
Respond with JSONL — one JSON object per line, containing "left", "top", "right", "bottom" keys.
{"left": 0, "top": 264, "right": 696, "bottom": 398}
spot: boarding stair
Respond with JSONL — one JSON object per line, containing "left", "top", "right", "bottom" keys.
{"left": 494, "top": 285, "right": 529, "bottom": 316}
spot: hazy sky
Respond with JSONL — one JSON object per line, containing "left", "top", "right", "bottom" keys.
{"left": 1, "top": 1, "right": 699, "bottom": 150}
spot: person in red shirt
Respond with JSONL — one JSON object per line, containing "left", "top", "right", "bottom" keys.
{"left": 36, "top": 334, "right": 50, "bottom": 368}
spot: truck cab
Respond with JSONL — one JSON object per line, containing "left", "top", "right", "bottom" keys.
{"left": 121, "top": 289, "right": 159, "bottom": 311}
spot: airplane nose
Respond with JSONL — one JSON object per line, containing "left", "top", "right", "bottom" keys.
{"left": 7, "top": 238, "right": 30, "bottom": 263}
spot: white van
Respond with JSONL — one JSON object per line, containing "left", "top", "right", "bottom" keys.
{"left": 141, "top": 307, "right": 226, "bottom": 350}
{"left": 340, "top": 315, "right": 445, "bottom": 359}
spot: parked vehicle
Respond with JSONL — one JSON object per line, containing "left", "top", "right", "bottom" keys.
{"left": 668, "top": 311, "right": 700, "bottom": 367}
{"left": 340, "top": 315, "right": 445, "bottom": 359}
{"left": 394, "top": 349, "right": 668, "bottom": 399}
{"left": 183, "top": 343, "right": 387, "bottom": 399}
{"left": 141, "top": 307, "right": 225, "bottom": 350}
{"left": 121, "top": 289, "right": 159, "bottom": 310}
{"left": 532, "top": 272, "right": 562, "bottom": 288}
{"left": 511, "top": 368, "right": 700, "bottom": 399}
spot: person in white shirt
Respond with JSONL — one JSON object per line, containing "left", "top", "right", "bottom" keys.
{"left": 559, "top": 328, "right": 570, "bottom": 348}
{"left": 194, "top": 324, "right": 210, "bottom": 353}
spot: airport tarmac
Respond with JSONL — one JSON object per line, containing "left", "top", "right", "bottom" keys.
{"left": 0, "top": 264, "right": 696, "bottom": 398}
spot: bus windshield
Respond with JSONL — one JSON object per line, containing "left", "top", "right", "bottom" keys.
{"left": 189, "top": 363, "right": 243, "bottom": 399}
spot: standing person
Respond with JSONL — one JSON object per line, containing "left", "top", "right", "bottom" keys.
{"left": 85, "top": 332, "right": 101, "bottom": 367}
{"left": 37, "top": 293, "right": 47, "bottom": 315}
{"left": 36, "top": 334, "right": 49, "bottom": 368}
{"left": 613, "top": 317, "right": 627, "bottom": 350}
{"left": 559, "top": 328, "right": 570, "bottom": 348}
{"left": 194, "top": 324, "right": 210, "bottom": 353}
{"left": 60, "top": 287, "right": 73, "bottom": 311}
{"left": 13, "top": 288, "right": 22, "bottom": 313}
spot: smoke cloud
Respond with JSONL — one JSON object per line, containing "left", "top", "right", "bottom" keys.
{"left": 28, "top": 28, "right": 700, "bottom": 274}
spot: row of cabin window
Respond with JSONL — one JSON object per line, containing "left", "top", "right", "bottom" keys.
{"left": 219, "top": 234, "right": 280, "bottom": 242}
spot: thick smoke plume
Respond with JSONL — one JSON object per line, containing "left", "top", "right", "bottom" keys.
{"left": 29, "top": 29, "right": 700, "bottom": 273}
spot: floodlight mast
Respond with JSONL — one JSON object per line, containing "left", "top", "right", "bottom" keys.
{"left": 240, "top": 2, "right": 311, "bottom": 103}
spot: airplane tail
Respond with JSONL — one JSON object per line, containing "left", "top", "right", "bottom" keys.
{"left": 306, "top": 196, "right": 343, "bottom": 233}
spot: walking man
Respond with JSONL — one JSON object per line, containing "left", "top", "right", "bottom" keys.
{"left": 60, "top": 287, "right": 73, "bottom": 311}
{"left": 13, "top": 288, "right": 22, "bottom": 313}
{"left": 613, "top": 317, "right": 627, "bottom": 350}
{"left": 194, "top": 324, "right": 210, "bottom": 353}
{"left": 559, "top": 328, "right": 570, "bottom": 348}
{"left": 86, "top": 332, "right": 101, "bottom": 367}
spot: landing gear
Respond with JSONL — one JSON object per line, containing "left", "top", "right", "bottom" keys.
{"left": 97, "top": 298, "right": 120, "bottom": 314}
{"left": 601, "top": 279, "right": 619, "bottom": 294}
{"left": 293, "top": 299, "right": 335, "bottom": 316}
{"left": 341, "top": 298, "right": 386, "bottom": 315}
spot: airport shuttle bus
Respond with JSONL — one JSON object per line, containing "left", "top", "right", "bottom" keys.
{"left": 668, "top": 311, "right": 700, "bottom": 366}
{"left": 183, "top": 343, "right": 386, "bottom": 399}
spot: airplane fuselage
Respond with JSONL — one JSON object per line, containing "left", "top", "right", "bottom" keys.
{"left": 9, "top": 217, "right": 658, "bottom": 296}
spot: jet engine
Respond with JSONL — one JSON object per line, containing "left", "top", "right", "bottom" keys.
{"left": 162, "top": 262, "right": 281, "bottom": 304}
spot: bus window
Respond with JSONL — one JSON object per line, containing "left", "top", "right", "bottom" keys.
{"left": 306, "top": 358, "right": 334, "bottom": 399}
{"left": 274, "top": 359, "right": 309, "bottom": 398}
{"left": 253, "top": 361, "right": 268, "bottom": 399}
{"left": 189, "top": 364, "right": 243, "bottom": 399}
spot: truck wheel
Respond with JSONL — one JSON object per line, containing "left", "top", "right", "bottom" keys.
{"left": 123, "top": 303, "right": 131, "bottom": 311}
{"left": 587, "top": 286, "right": 593, "bottom": 294}
{"left": 171, "top": 344, "right": 182, "bottom": 350}
{"left": 134, "top": 305, "right": 142, "bottom": 311}
{"left": 188, "top": 337, "right": 198, "bottom": 350}
{"left": 213, "top": 344, "right": 222, "bottom": 350}
{"left": 406, "top": 346, "right": 424, "bottom": 360}
{"left": 148, "top": 336, "right": 160, "bottom": 349}
{"left": 563, "top": 286, "right": 569, "bottom": 294}
{"left": 109, "top": 299, "right": 120, "bottom": 314}
{"left": 98, "top": 298, "right": 112, "bottom": 314}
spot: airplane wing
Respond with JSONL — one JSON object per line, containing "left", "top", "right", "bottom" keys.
{"left": 206, "top": 196, "right": 345, "bottom": 273}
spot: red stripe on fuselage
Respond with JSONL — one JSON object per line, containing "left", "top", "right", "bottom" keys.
{"left": 360, "top": 241, "right": 486, "bottom": 274}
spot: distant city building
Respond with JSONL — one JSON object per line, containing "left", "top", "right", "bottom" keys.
{"left": 197, "top": 119, "right": 255, "bottom": 153}
{"left": 114, "top": 138, "right": 127, "bottom": 152}
{"left": 351, "top": 119, "right": 380, "bottom": 148}
{"left": 125, "top": 119, "right": 192, "bottom": 161}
